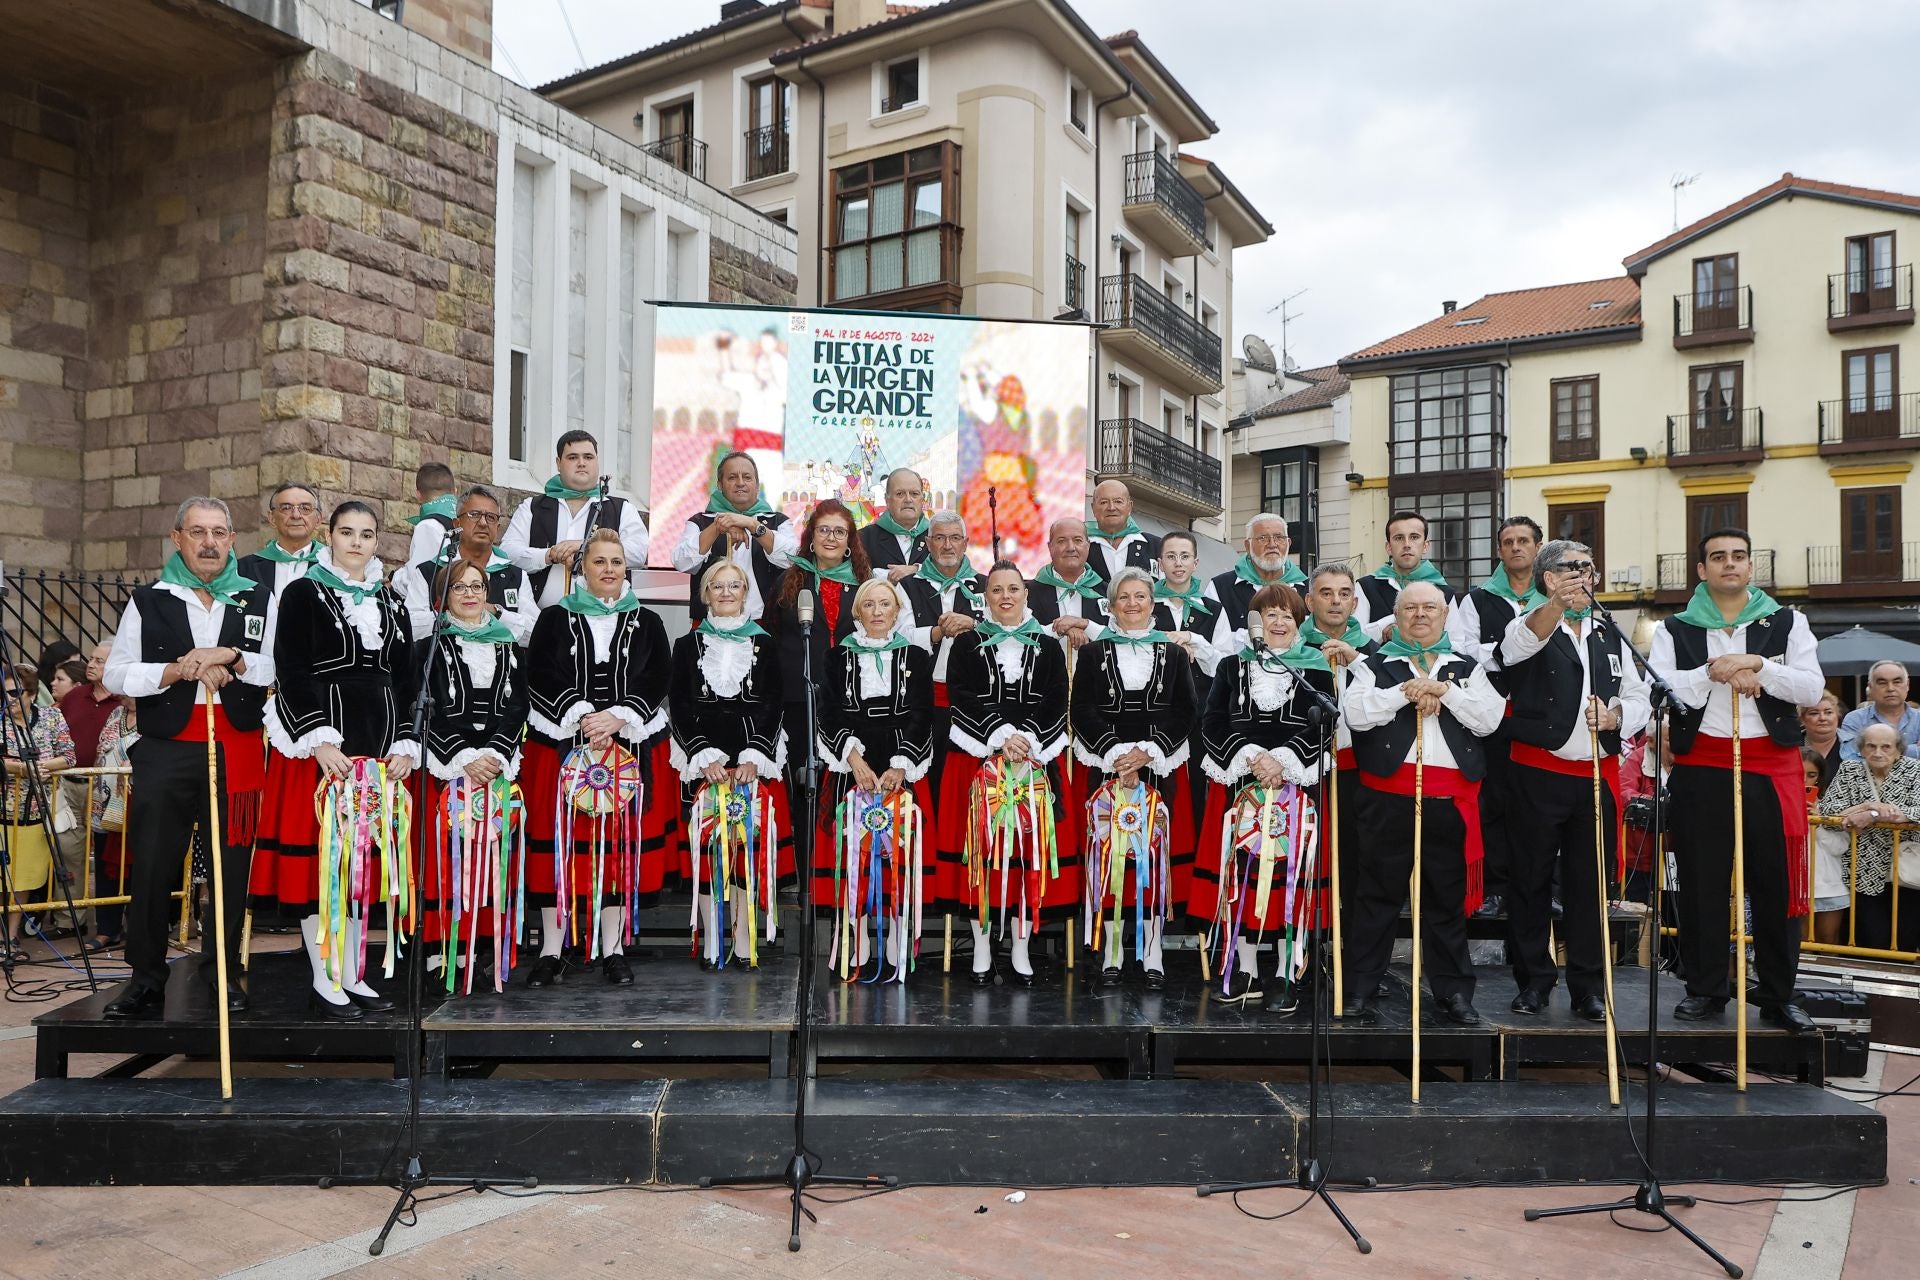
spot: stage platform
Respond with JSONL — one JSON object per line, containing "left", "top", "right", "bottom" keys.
{"left": 7, "top": 948, "right": 1880, "bottom": 1188}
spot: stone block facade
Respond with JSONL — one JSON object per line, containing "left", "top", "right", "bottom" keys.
{"left": 709, "top": 237, "right": 800, "bottom": 309}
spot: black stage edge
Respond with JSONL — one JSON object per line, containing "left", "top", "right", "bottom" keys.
{"left": 0, "top": 1077, "right": 1882, "bottom": 1187}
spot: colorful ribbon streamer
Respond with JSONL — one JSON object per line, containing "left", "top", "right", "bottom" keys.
{"left": 432, "top": 775, "right": 526, "bottom": 995}
{"left": 313, "top": 757, "right": 415, "bottom": 991}
{"left": 1084, "top": 778, "right": 1170, "bottom": 964}
{"left": 963, "top": 756, "right": 1059, "bottom": 937}
{"left": 557, "top": 742, "right": 644, "bottom": 960}
{"left": 829, "top": 787, "right": 924, "bottom": 983}
{"left": 1209, "top": 783, "right": 1321, "bottom": 999}
{"left": 689, "top": 778, "right": 779, "bottom": 969}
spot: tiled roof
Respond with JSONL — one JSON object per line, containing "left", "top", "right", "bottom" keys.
{"left": 1343, "top": 278, "right": 1641, "bottom": 364}
{"left": 1623, "top": 173, "right": 1920, "bottom": 272}
{"left": 1250, "top": 368, "right": 1350, "bottom": 419}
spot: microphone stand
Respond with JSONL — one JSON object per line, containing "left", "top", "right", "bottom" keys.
{"left": 1524, "top": 588, "right": 1740, "bottom": 1278}
{"left": 702, "top": 588, "right": 895, "bottom": 1250}
{"left": 570, "top": 476, "right": 611, "bottom": 582}
{"left": 1199, "top": 647, "right": 1372, "bottom": 1253}
{"left": 987, "top": 485, "right": 1000, "bottom": 561}
{"left": 324, "top": 522, "right": 532, "bottom": 1253}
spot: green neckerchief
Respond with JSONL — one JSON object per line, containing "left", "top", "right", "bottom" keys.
{"left": 407, "top": 493, "right": 457, "bottom": 526}
{"left": 875, "top": 511, "right": 929, "bottom": 539}
{"left": 432, "top": 546, "right": 512, "bottom": 573}
{"left": 1673, "top": 583, "right": 1781, "bottom": 632}
{"left": 559, "top": 583, "right": 640, "bottom": 616}
{"left": 1373, "top": 558, "right": 1449, "bottom": 588}
{"left": 696, "top": 615, "right": 769, "bottom": 641}
{"left": 305, "top": 561, "right": 379, "bottom": 606}
{"left": 255, "top": 539, "right": 318, "bottom": 565}
{"left": 1378, "top": 631, "right": 1455, "bottom": 662}
{"left": 977, "top": 617, "right": 1049, "bottom": 648}
{"left": 160, "top": 551, "right": 256, "bottom": 609}
{"left": 1479, "top": 566, "right": 1546, "bottom": 610}
{"left": 1153, "top": 577, "right": 1213, "bottom": 616}
{"left": 443, "top": 613, "right": 515, "bottom": 645}
{"left": 1033, "top": 563, "right": 1103, "bottom": 599}
{"left": 1300, "top": 616, "right": 1367, "bottom": 650}
{"left": 706, "top": 485, "right": 774, "bottom": 518}
{"left": 1103, "top": 627, "right": 1169, "bottom": 647}
{"left": 1087, "top": 517, "right": 1143, "bottom": 545}
{"left": 1233, "top": 553, "right": 1308, "bottom": 587}
{"left": 789, "top": 554, "right": 859, "bottom": 586}
{"left": 917, "top": 557, "right": 982, "bottom": 600}
{"left": 840, "top": 630, "right": 913, "bottom": 654}
{"left": 544, "top": 475, "right": 597, "bottom": 502}
{"left": 1240, "top": 639, "right": 1331, "bottom": 674}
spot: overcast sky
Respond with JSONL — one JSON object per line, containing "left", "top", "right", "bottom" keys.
{"left": 493, "top": 0, "right": 1920, "bottom": 368}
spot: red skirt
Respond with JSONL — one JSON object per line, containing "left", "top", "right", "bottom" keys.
{"left": 813, "top": 774, "right": 936, "bottom": 914}
{"left": 1190, "top": 779, "right": 1328, "bottom": 931}
{"left": 522, "top": 736, "right": 676, "bottom": 907}
{"left": 249, "top": 751, "right": 324, "bottom": 914}
{"left": 683, "top": 773, "right": 797, "bottom": 893}
{"left": 931, "top": 753, "right": 1081, "bottom": 920}
{"left": 1079, "top": 766, "right": 1197, "bottom": 915}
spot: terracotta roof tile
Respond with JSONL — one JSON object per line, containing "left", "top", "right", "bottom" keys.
{"left": 1343, "top": 278, "right": 1641, "bottom": 364}
{"left": 1623, "top": 173, "right": 1920, "bottom": 272}
{"left": 1251, "top": 369, "right": 1350, "bottom": 419}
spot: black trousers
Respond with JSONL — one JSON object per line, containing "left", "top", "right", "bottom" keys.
{"left": 1507, "top": 764, "right": 1616, "bottom": 1000}
{"left": 123, "top": 735, "right": 249, "bottom": 994}
{"left": 1853, "top": 885, "right": 1920, "bottom": 954}
{"left": 1344, "top": 786, "right": 1475, "bottom": 1003}
{"left": 1477, "top": 733, "right": 1516, "bottom": 904}
{"left": 1669, "top": 761, "right": 1800, "bottom": 1007}
{"left": 1333, "top": 767, "right": 1362, "bottom": 929}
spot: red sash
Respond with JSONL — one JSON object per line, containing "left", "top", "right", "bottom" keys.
{"left": 1362, "top": 762, "right": 1484, "bottom": 914}
{"left": 934, "top": 682, "right": 950, "bottom": 709}
{"left": 171, "top": 699, "right": 264, "bottom": 844}
{"left": 1675, "top": 732, "right": 1810, "bottom": 917}
{"left": 1510, "top": 741, "right": 1622, "bottom": 817}
{"left": 1335, "top": 747, "right": 1356, "bottom": 773}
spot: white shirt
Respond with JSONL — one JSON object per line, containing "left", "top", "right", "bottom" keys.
{"left": 406, "top": 518, "right": 456, "bottom": 572}
{"left": 670, "top": 517, "right": 798, "bottom": 619}
{"left": 500, "top": 494, "right": 653, "bottom": 610}
{"left": 256, "top": 544, "right": 316, "bottom": 599}
{"left": 1446, "top": 590, "right": 1512, "bottom": 671}
{"left": 1089, "top": 531, "right": 1151, "bottom": 582}
{"left": 1158, "top": 587, "right": 1226, "bottom": 678}
{"left": 907, "top": 575, "right": 971, "bottom": 683}
{"left": 1649, "top": 607, "right": 1825, "bottom": 738}
{"left": 1342, "top": 651, "right": 1506, "bottom": 772}
{"left": 103, "top": 582, "right": 277, "bottom": 705}
{"left": 397, "top": 553, "right": 539, "bottom": 646}
{"left": 1500, "top": 610, "right": 1653, "bottom": 761}
{"left": 1046, "top": 573, "right": 1107, "bottom": 645}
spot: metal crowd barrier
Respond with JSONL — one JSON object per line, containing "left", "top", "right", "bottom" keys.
{"left": 1805, "top": 811, "right": 1920, "bottom": 964}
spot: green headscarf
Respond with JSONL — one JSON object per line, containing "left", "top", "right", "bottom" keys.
{"left": 558, "top": 583, "right": 640, "bottom": 616}
{"left": 977, "top": 617, "right": 1050, "bottom": 648}
{"left": 306, "top": 560, "right": 379, "bottom": 606}
{"left": 544, "top": 475, "right": 597, "bottom": 502}
{"left": 1373, "top": 559, "right": 1449, "bottom": 588}
{"left": 159, "top": 551, "right": 256, "bottom": 609}
{"left": 1103, "top": 628, "right": 1169, "bottom": 647}
{"left": 1378, "top": 630, "right": 1454, "bottom": 662}
{"left": 1153, "top": 577, "right": 1213, "bottom": 616}
{"left": 697, "top": 615, "right": 769, "bottom": 641}
{"left": 1300, "top": 616, "right": 1367, "bottom": 650}
{"left": 706, "top": 484, "right": 774, "bottom": 518}
{"left": 1672, "top": 583, "right": 1781, "bottom": 631}
{"left": 408, "top": 493, "right": 458, "bottom": 526}
{"left": 255, "top": 539, "right": 317, "bottom": 565}
{"left": 875, "top": 511, "right": 929, "bottom": 539}
{"left": 789, "top": 554, "right": 859, "bottom": 586}
{"left": 443, "top": 613, "right": 515, "bottom": 644}
{"left": 1240, "top": 639, "right": 1331, "bottom": 674}
{"left": 1087, "top": 517, "right": 1144, "bottom": 545}
{"left": 1478, "top": 566, "right": 1546, "bottom": 611}
{"left": 839, "top": 630, "right": 913, "bottom": 654}
{"left": 1033, "top": 563, "right": 1103, "bottom": 599}
{"left": 1233, "top": 553, "right": 1308, "bottom": 587}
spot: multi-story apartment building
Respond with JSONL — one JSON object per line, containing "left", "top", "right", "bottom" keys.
{"left": 540, "top": 0, "right": 1271, "bottom": 541}
{"left": 1338, "top": 174, "right": 1920, "bottom": 637}
{"left": 1228, "top": 341, "right": 1353, "bottom": 569}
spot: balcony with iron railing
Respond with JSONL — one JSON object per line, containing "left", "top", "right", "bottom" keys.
{"left": 1657, "top": 548, "right": 1775, "bottom": 595}
{"left": 642, "top": 133, "right": 707, "bottom": 183}
{"left": 1807, "top": 542, "right": 1920, "bottom": 599}
{"left": 1666, "top": 406, "right": 1763, "bottom": 466}
{"left": 1121, "top": 150, "right": 1209, "bottom": 254}
{"left": 1096, "top": 417, "right": 1223, "bottom": 515}
{"left": 1097, "top": 273, "right": 1223, "bottom": 394}
{"left": 742, "top": 124, "right": 789, "bottom": 181}
{"left": 1673, "top": 285, "right": 1753, "bottom": 349}
{"left": 1818, "top": 390, "right": 1920, "bottom": 456}
{"left": 1828, "top": 264, "right": 1915, "bottom": 333}
{"left": 1063, "top": 252, "right": 1086, "bottom": 316}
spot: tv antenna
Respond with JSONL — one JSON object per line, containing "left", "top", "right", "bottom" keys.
{"left": 1670, "top": 172, "right": 1700, "bottom": 231}
{"left": 1266, "top": 288, "right": 1308, "bottom": 373}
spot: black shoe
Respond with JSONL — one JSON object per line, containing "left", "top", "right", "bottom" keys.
{"left": 698, "top": 955, "right": 718, "bottom": 972}
{"left": 1008, "top": 967, "right": 1035, "bottom": 988}
{"left": 197, "top": 964, "right": 249, "bottom": 1013}
{"left": 1144, "top": 967, "right": 1165, "bottom": 991}
{"left": 1510, "top": 987, "right": 1548, "bottom": 1016}
{"left": 527, "top": 955, "right": 566, "bottom": 988}
{"left": 1471, "top": 894, "right": 1505, "bottom": 920}
{"left": 309, "top": 991, "right": 365, "bottom": 1021}
{"left": 1673, "top": 994, "right": 1727, "bottom": 1021}
{"left": 604, "top": 953, "right": 634, "bottom": 985}
{"left": 1374, "top": 979, "right": 1393, "bottom": 1000}
{"left": 1341, "top": 995, "right": 1381, "bottom": 1025}
{"left": 969, "top": 965, "right": 995, "bottom": 987}
{"left": 1759, "top": 1003, "right": 1818, "bottom": 1036}
{"left": 1220, "top": 970, "right": 1262, "bottom": 1004}
{"left": 346, "top": 987, "right": 394, "bottom": 1012}
{"left": 1101, "top": 965, "right": 1124, "bottom": 987}
{"left": 1263, "top": 986, "right": 1301, "bottom": 1016}
{"left": 1439, "top": 993, "right": 1483, "bottom": 1026}
{"left": 103, "top": 984, "right": 165, "bottom": 1020}
{"left": 1572, "top": 993, "right": 1607, "bottom": 1023}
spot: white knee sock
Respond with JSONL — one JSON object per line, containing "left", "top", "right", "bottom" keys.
{"left": 730, "top": 887, "right": 752, "bottom": 959}
{"left": 1102, "top": 916, "right": 1124, "bottom": 970}
{"left": 300, "top": 916, "right": 349, "bottom": 1004}
{"left": 540, "top": 906, "right": 561, "bottom": 959}
{"left": 969, "top": 919, "right": 993, "bottom": 974}
{"left": 340, "top": 918, "right": 379, "bottom": 997}
{"left": 599, "top": 906, "right": 624, "bottom": 957}
{"left": 1010, "top": 918, "right": 1033, "bottom": 977}
{"left": 886, "top": 926, "right": 904, "bottom": 971}
{"left": 697, "top": 894, "right": 720, "bottom": 963}
{"left": 1143, "top": 917, "right": 1164, "bottom": 974}
{"left": 1236, "top": 939, "right": 1258, "bottom": 986}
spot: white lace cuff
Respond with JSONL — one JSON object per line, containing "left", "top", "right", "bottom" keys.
{"left": 822, "top": 734, "right": 867, "bottom": 774}
{"left": 386, "top": 739, "right": 421, "bottom": 764}
{"left": 1077, "top": 738, "right": 1187, "bottom": 776}
{"left": 266, "top": 705, "right": 342, "bottom": 760}
{"left": 1028, "top": 731, "right": 1070, "bottom": 766}
{"left": 1201, "top": 743, "right": 1319, "bottom": 789}
{"left": 740, "top": 743, "right": 784, "bottom": 778}
{"left": 673, "top": 745, "right": 728, "bottom": 783}
{"left": 949, "top": 722, "right": 994, "bottom": 758}
{"left": 890, "top": 753, "right": 931, "bottom": 783}
{"left": 427, "top": 746, "right": 515, "bottom": 783}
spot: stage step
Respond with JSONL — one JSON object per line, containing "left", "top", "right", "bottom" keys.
{"left": 0, "top": 1076, "right": 1884, "bottom": 1187}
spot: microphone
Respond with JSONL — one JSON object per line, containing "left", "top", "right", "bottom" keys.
{"left": 599, "top": 475, "right": 610, "bottom": 499}
{"left": 797, "top": 588, "right": 815, "bottom": 629}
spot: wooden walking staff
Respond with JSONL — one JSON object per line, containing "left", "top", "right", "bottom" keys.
{"left": 1590, "top": 697, "right": 1620, "bottom": 1108}
{"left": 203, "top": 698, "right": 235, "bottom": 1101}
{"left": 1731, "top": 697, "right": 1747, "bottom": 1092}
{"left": 1329, "top": 651, "right": 1346, "bottom": 1014}
{"left": 1410, "top": 710, "right": 1424, "bottom": 1103}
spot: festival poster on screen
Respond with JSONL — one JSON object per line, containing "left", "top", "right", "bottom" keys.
{"left": 648, "top": 304, "right": 1091, "bottom": 570}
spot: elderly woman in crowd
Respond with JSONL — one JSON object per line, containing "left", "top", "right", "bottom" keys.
{"left": 1800, "top": 692, "right": 1842, "bottom": 795}
{"left": 1816, "top": 721, "right": 1920, "bottom": 951}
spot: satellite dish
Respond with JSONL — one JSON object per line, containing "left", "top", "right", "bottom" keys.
{"left": 1242, "top": 334, "right": 1276, "bottom": 371}
{"left": 1282, "top": 353, "right": 1299, "bottom": 374}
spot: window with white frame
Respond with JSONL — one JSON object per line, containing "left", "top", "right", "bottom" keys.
{"left": 1067, "top": 76, "right": 1088, "bottom": 133}
{"left": 508, "top": 159, "right": 537, "bottom": 464}
{"left": 880, "top": 54, "right": 922, "bottom": 114}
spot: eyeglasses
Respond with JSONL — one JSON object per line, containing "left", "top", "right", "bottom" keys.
{"left": 1250, "top": 533, "right": 1291, "bottom": 546}
{"left": 459, "top": 511, "right": 502, "bottom": 525}
{"left": 448, "top": 583, "right": 489, "bottom": 596}
{"left": 179, "top": 526, "right": 232, "bottom": 540}
{"left": 814, "top": 527, "right": 849, "bottom": 539}
{"left": 1557, "top": 561, "right": 1596, "bottom": 575}
{"left": 274, "top": 503, "right": 319, "bottom": 515}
